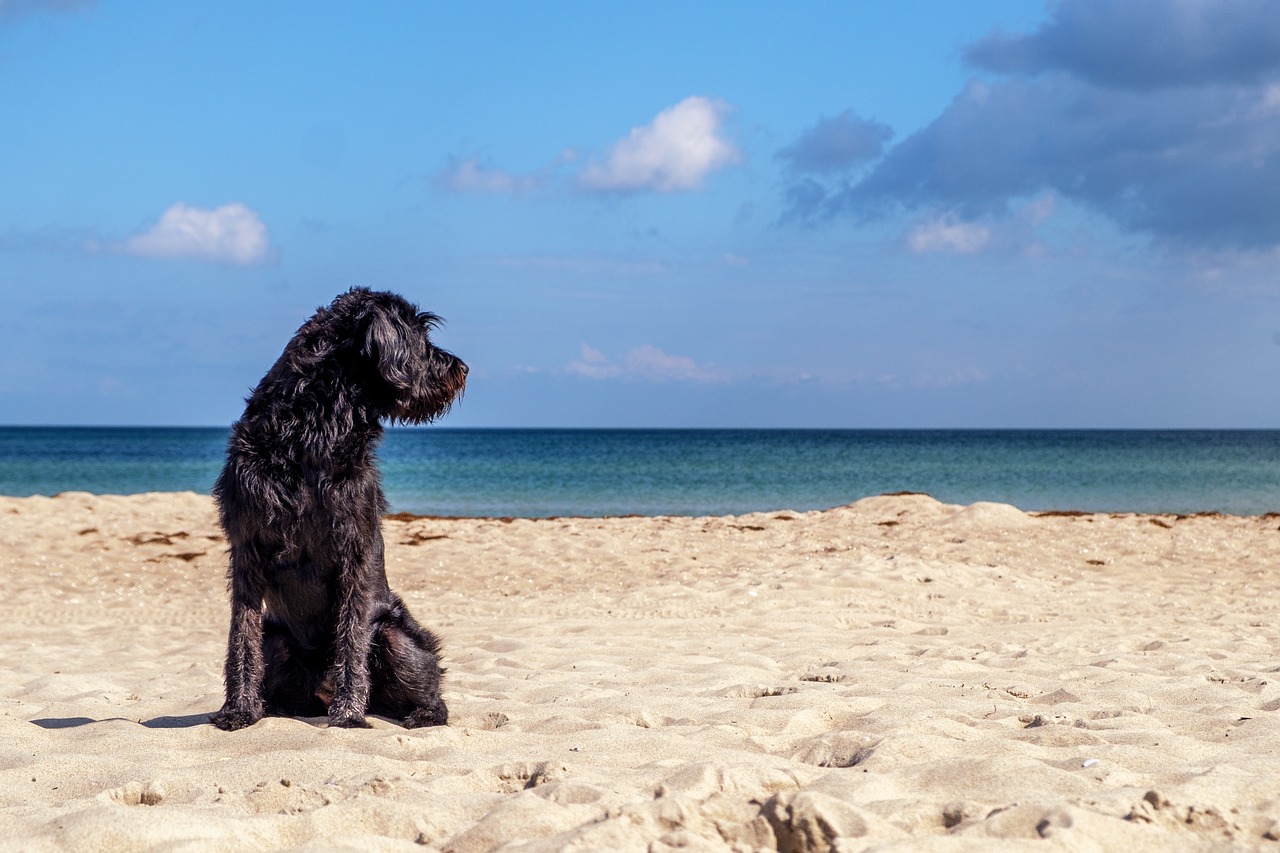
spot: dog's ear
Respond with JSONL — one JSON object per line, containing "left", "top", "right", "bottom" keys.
{"left": 362, "top": 305, "right": 417, "bottom": 391}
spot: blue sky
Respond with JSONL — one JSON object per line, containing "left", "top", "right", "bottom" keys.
{"left": 3, "top": 0, "right": 1280, "bottom": 428}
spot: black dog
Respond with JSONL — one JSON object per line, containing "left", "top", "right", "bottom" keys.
{"left": 209, "top": 288, "right": 467, "bottom": 731}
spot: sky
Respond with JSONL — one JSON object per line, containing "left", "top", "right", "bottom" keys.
{"left": 3, "top": 0, "right": 1280, "bottom": 428}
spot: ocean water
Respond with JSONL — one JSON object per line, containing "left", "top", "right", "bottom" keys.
{"left": 1, "top": 427, "right": 1279, "bottom": 517}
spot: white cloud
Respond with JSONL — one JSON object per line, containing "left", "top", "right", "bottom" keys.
{"left": 434, "top": 155, "right": 540, "bottom": 194}
{"left": 566, "top": 344, "right": 621, "bottom": 379}
{"left": 906, "top": 215, "right": 991, "bottom": 254}
{"left": 122, "top": 202, "right": 269, "bottom": 265}
{"left": 579, "top": 97, "right": 742, "bottom": 192}
{"left": 566, "top": 343, "right": 724, "bottom": 382}
{"left": 431, "top": 97, "right": 740, "bottom": 197}
{"left": 624, "top": 345, "right": 715, "bottom": 381}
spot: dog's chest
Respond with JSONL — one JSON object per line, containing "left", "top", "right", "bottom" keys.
{"left": 263, "top": 561, "right": 340, "bottom": 645}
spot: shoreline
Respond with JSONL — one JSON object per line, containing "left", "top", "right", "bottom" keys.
{"left": 14, "top": 489, "right": 1280, "bottom": 521}
{"left": 24, "top": 489, "right": 1280, "bottom": 522}
{"left": 2, "top": 491, "right": 1278, "bottom": 849}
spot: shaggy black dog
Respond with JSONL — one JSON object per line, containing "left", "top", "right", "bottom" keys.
{"left": 209, "top": 288, "right": 467, "bottom": 731}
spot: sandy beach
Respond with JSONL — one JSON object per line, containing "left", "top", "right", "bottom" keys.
{"left": 1, "top": 491, "right": 1278, "bottom": 851}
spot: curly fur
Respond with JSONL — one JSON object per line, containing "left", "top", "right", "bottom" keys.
{"left": 209, "top": 288, "right": 467, "bottom": 731}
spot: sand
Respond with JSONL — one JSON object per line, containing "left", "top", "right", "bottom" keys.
{"left": 1, "top": 491, "right": 1278, "bottom": 852}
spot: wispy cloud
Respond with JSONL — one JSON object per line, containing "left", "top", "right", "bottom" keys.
{"left": 433, "top": 155, "right": 542, "bottom": 194}
{"left": 912, "top": 367, "right": 989, "bottom": 389}
{"left": 906, "top": 215, "right": 991, "bottom": 254}
{"left": 566, "top": 343, "right": 725, "bottom": 382}
{"left": 119, "top": 202, "right": 270, "bottom": 265}
{"left": 565, "top": 344, "right": 619, "bottom": 379}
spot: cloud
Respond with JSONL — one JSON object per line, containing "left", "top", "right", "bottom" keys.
{"left": 433, "top": 155, "right": 541, "bottom": 194}
{"left": 1021, "top": 192, "right": 1057, "bottom": 225}
{"left": 965, "top": 0, "right": 1280, "bottom": 90}
{"left": 578, "top": 97, "right": 742, "bottom": 193}
{"left": 566, "top": 343, "right": 724, "bottom": 382}
{"left": 566, "top": 344, "right": 619, "bottom": 379}
{"left": 856, "top": 75, "right": 1280, "bottom": 250}
{"left": 906, "top": 216, "right": 991, "bottom": 254}
{"left": 912, "top": 367, "right": 989, "bottom": 389}
{"left": 784, "top": 0, "right": 1280, "bottom": 252}
{"left": 776, "top": 110, "right": 893, "bottom": 175}
{"left": 623, "top": 345, "right": 722, "bottom": 382}
{"left": 121, "top": 202, "right": 270, "bottom": 265}
{"left": 433, "top": 97, "right": 742, "bottom": 198}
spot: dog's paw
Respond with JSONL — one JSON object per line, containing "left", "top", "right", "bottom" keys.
{"left": 327, "top": 711, "right": 373, "bottom": 729}
{"left": 210, "top": 706, "right": 262, "bottom": 731}
{"left": 404, "top": 701, "right": 448, "bottom": 729}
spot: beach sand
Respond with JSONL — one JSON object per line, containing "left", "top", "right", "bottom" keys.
{"left": 1, "top": 492, "right": 1278, "bottom": 851}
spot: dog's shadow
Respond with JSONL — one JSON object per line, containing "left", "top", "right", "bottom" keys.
{"left": 28, "top": 714, "right": 384, "bottom": 730}
{"left": 30, "top": 713, "right": 213, "bottom": 730}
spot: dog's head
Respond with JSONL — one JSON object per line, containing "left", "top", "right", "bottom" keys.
{"left": 313, "top": 288, "right": 467, "bottom": 423}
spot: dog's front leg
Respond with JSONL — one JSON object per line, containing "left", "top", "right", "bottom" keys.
{"left": 211, "top": 552, "right": 266, "bottom": 730}
{"left": 326, "top": 540, "right": 376, "bottom": 728}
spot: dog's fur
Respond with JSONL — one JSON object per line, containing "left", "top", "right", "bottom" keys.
{"left": 209, "top": 288, "right": 467, "bottom": 731}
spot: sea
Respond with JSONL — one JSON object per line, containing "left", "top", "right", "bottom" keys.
{"left": 1, "top": 427, "right": 1279, "bottom": 517}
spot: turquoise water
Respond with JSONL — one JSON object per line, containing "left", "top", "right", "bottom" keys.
{"left": 1, "top": 427, "right": 1279, "bottom": 517}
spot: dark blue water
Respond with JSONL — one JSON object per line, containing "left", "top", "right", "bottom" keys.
{"left": 1, "top": 427, "right": 1279, "bottom": 517}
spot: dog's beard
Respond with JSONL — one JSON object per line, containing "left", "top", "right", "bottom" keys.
{"left": 389, "top": 354, "right": 467, "bottom": 424}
